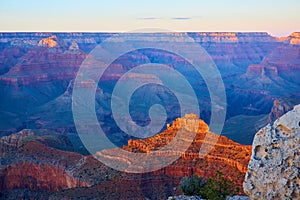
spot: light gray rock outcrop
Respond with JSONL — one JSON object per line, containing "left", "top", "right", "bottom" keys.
{"left": 167, "top": 195, "right": 249, "bottom": 200}
{"left": 244, "top": 105, "right": 300, "bottom": 199}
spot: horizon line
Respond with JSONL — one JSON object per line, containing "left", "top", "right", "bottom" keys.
{"left": 0, "top": 31, "right": 298, "bottom": 38}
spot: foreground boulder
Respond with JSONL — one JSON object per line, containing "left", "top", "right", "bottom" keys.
{"left": 244, "top": 105, "right": 300, "bottom": 199}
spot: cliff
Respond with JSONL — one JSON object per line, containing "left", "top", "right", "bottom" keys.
{"left": 245, "top": 37, "right": 300, "bottom": 79}
{"left": 0, "top": 32, "right": 295, "bottom": 141}
{"left": 0, "top": 129, "right": 34, "bottom": 154}
{"left": 0, "top": 133, "right": 93, "bottom": 192}
{"left": 243, "top": 105, "right": 300, "bottom": 199}
{"left": 189, "top": 32, "right": 277, "bottom": 43}
{"left": 38, "top": 36, "right": 58, "bottom": 48}
{"left": 268, "top": 99, "right": 294, "bottom": 123}
{"left": 239, "top": 37, "right": 300, "bottom": 99}
{"left": 0, "top": 46, "right": 86, "bottom": 86}
{"left": 2, "top": 162, "right": 90, "bottom": 191}
{"left": 0, "top": 115, "right": 251, "bottom": 199}
{"left": 289, "top": 32, "right": 300, "bottom": 45}
{"left": 0, "top": 32, "right": 300, "bottom": 198}
{"left": 101, "top": 114, "right": 252, "bottom": 190}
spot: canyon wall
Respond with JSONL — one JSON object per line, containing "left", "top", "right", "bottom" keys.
{"left": 1, "top": 32, "right": 299, "bottom": 144}
{"left": 121, "top": 114, "right": 251, "bottom": 188}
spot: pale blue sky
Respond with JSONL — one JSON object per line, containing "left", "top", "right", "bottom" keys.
{"left": 0, "top": 0, "right": 299, "bottom": 36}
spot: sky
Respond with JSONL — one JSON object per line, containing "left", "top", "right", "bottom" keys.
{"left": 0, "top": 0, "right": 299, "bottom": 36}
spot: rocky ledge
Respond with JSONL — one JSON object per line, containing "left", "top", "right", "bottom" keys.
{"left": 167, "top": 195, "right": 250, "bottom": 200}
{"left": 244, "top": 105, "right": 300, "bottom": 199}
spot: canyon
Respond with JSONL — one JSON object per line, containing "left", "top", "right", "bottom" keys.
{"left": 0, "top": 32, "right": 300, "bottom": 199}
{"left": 0, "top": 32, "right": 300, "bottom": 144}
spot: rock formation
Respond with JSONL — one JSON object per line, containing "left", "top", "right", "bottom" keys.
{"left": 167, "top": 195, "right": 250, "bottom": 200}
{"left": 1, "top": 32, "right": 299, "bottom": 144}
{"left": 289, "top": 32, "right": 300, "bottom": 45}
{"left": 0, "top": 115, "right": 251, "bottom": 199}
{"left": 0, "top": 129, "right": 34, "bottom": 154}
{"left": 268, "top": 99, "right": 295, "bottom": 123}
{"left": 239, "top": 40, "right": 300, "bottom": 120}
{"left": 1, "top": 32, "right": 300, "bottom": 198}
{"left": 105, "top": 114, "right": 251, "bottom": 189}
{"left": 244, "top": 105, "right": 300, "bottom": 199}
{"left": 2, "top": 162, "right": 90, "bottom": 191}
{"left": 189, "top": 32, "right": 276, "bottom": 43}
{"left": 0, "top": 132, "right": 93, "bottom": 192}
{"left": 38, "top": 36, "right": 58, "bottom": 48}
{"left": 68, "top": 40, "right": 80, "bottom": 51}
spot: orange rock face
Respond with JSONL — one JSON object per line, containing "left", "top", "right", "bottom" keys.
{"left": 289, "top": 32, "right": 300, "bottom": 45}
{"left": 122, "top": 114, "right": 251, "bottom": 190}
{"left": 1, "top": 162, "right": 90, "bottom": 191}
{"left": 38, "top": 36, "right": 58, "bottom": 48}
{"left": 277, "top": 32, "right": 300, "bottom": 45}
{"left": 0, "top": 115, "right": 251, "bottom": 198}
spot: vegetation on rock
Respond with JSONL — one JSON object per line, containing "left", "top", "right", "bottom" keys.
{"left": 180, "top": 171, "right": 239, "bottom": 200}
{"left": 180, "top": 175, "right": 206, "bottom": 196}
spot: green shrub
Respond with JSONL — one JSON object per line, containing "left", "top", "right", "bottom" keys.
{"left": 200, "top": 171, "right": 238, "bottom": 200}
{"left": 180, "top": 171, "right": 238, "bottom": 200}
{"left": 180, "top": 175, "right": 206, "bottom": 196}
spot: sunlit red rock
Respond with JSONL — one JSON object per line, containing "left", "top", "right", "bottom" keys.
{"left": 2, "top": 162, "right": 90, "bottom": 191}
{"left": 38, "top": 36, "right": 58, "bottom": 48}
{"left": 102, "top": 114, "right": 252, "bottom": 191}
{"left": 0, "top": 114, "right": 251, "bottom": 199}
{"left": 289, "top": 32, "right": 300, "bottom": 45}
